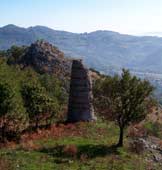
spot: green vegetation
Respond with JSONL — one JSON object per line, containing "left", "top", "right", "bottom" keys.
{"left": 6, "top": 45, "right": 27, "bottom": 64}
{"left": 0, "top": 121, "right": 161, "bottom": 170}
{"left": 21, "top": 83, "right": 59, "bottom": 129}
{"left": 93, "top": 69, "right": 154, "bottom": 146}
{"left": 0, "top": 45, "right": 161, "bottom": 170}
{"left": 144, "top": 121, "right": 162, "bottom": 139}
{"left": 0, "top": 82, "right": 14, "bottom": 142}
{"left": 0, "top": 48, "right": 67, "bottom": 142}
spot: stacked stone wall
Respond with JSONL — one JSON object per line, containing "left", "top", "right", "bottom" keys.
{"left": 67, "top": 59, "right": 96, "bottom": 122}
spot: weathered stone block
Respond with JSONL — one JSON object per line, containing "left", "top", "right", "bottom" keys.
{"left": 67, "top": 59, "right": 97, "bottom": 122}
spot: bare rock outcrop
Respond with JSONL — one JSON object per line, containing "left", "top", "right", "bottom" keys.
{"left": 19, "top": 40, "right": 72, "bottom": 79}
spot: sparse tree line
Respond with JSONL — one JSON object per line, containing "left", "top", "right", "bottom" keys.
{"left": 0, "top": 45, "right": 155, "bottom": 147}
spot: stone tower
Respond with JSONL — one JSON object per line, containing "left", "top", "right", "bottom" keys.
{"left": 67, "top": 59, "right": 96, "bottom": 122}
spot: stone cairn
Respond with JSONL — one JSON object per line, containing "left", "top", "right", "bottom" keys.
{"left": 67, "top": 59, "right": 96, "bottom": 122}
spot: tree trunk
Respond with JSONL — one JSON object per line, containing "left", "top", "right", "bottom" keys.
{"left": 117, "top": 126, "right": 124, "bottom": 147}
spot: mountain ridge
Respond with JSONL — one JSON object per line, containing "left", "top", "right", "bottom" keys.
{"left": 1, "top": 24, "right": 162, "bottom": 74}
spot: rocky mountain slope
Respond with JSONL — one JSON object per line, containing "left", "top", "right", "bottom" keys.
{"left": 1, "top": 25, "right": 162, "bottom": 74}
{"left": 17, "top": 40, "right": 72, "bottom": 79}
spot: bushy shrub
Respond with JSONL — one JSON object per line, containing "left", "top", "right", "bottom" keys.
{"left": 7, "top": 45, "right": 26, "bottom": 64}
{"left": 0, "top": 82, "right": 14, "bottom": 142}
{"left": 21, "top": 82, "right": 59, "bottom": 129}
{"left": 0, "top": 50, "right": 66, "bottom": 141}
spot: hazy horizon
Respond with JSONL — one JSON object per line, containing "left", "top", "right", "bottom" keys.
{"left": 2, "top": 24, "right": 162, "bottom": 38}
{"left": 1, "top": 0, "right": 162, "bottom": 35}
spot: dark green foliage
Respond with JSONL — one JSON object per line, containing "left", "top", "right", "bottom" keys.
{"left": 94, "top": 69, "right": 154, "bottom": 146}
{"left": 39, "top": 74, "right": 68, "bottom": 104}
{"left": 7, "top": 45, "right": 26, "bottom": 64}
{"left": 0, "top": 82, "right": 14, "bottom": 142}
{"left": 0, "top": 83, "right": 13, "bottom": 116}
{"left": 21, "top": 83, "right": 59, "bottom": 128}
{"left": 0, "top": 60, "right": 28, "bottom": 141}
{"left": 0, "top": 49, "right": 66, "bottom": 141}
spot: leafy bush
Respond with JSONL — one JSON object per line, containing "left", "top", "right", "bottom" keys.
{"left": 0, "top": 82, "right": 14, "bottom": 142}
{"left": 7, "top": 45, "right": 27, "bottom": 64}
{"left": 21, "top": 82, "right": 59, "bottom": 129}
{"left": 0, "top": 50, "right": 66, "bottom": 141}
{"left": 39, "top": 74, "right": 68, "bottom": 105}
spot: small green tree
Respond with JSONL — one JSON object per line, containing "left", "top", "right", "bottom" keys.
{"left": 39, "top": 74, "right": 68, "bottom": 104}
{"left": 93, "top": 69, "right": 154, "bottom": 147}
{"left": 21, "top": 83, "right": 58, "bottom": 129}
{"left": 7, "top": 45, "right": 26, "bottom": 64}
{"left": 0, "top": 83, "right": 14, "bottom": 142}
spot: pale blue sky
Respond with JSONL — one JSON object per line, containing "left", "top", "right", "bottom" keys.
{"left": 1, "top": 0, "right": 162, "bottom": 34}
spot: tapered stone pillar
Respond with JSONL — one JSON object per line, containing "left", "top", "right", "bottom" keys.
{"left": 67, "top": 59, "right": 96, "bottom": 122}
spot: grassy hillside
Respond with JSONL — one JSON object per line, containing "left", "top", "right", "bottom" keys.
{"left": 0, "top": 43, "right": 162, "bottom": 170}
{"left": 0, "top": 120, "right": 162, "bottom": 170}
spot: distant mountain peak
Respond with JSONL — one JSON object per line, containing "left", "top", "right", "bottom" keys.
{"left": 1, "top": 24, "right": 162, "bottom": 74}
{"left": 2, "top": 24, "right": 17, "bottom": 28}
{"left": 2, "top": 24, "right": 24, "bottom": 30}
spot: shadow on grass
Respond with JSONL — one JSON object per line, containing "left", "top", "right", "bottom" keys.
{"left": 38, "top": 144, "right": 119, "bottom": 160}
